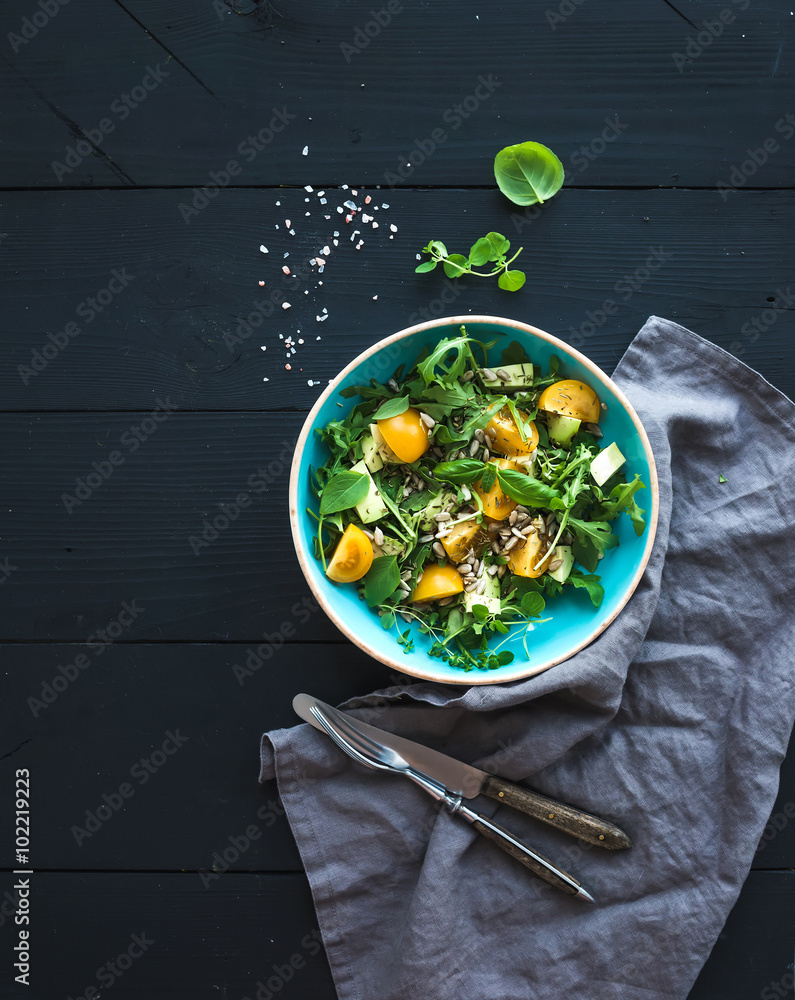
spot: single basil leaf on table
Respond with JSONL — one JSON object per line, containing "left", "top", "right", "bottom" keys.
{"left": 364, "top": 556, "right": 401, "bottom": 607}
{"left": 443, "top": 253, "right": 469, "bottom": 279}
{"left": 497, "top": 469, "right": 560, "bottom": 507}
{"left": 373, "top": 396, "right": 411, "bottom": 420}
{"left": 497, "top": 269, "right": 526, "bottom": 292}
{"left": 434, "top": 459, "right": 486, "bottom": 484}
{"left": 319, "top": 471, "right": 370, "bottom": 515}
{"left": 494, "top": 141, "right": 565, "bottom": 206}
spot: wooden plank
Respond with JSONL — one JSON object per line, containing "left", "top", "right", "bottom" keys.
{"left": 0, "top": 644, "right": 397, "bottom": 872}
{"left": 0, "top": 0, "right": 793, "bottom": 188}
{"left": 1, "top": 188, "right": 793, "bottom": 411}
{"left": 0, "top": 645, "right": 791, "bottom": 871}
{"left": 0, "top": 411, "right": 347, "bottom": 641}
{"left": 0, "top": 871, "right": 790, "bottom": 999}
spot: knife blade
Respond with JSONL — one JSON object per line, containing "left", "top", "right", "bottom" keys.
{"left": 293, "top": 693, "right": 631, "bottom": 851}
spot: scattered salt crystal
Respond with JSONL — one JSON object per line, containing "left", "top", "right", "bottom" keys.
{"left": 289, "top": 229, "right": 295, "bottom": 235}
{"left": 263, "top": 377, "right": 270, "bottom": 382}
{"left": 261, "top": 345, "right": 267, "bottom": 350}
{"left": 350, "top": 230, "right": 360, "bottom": 241}
{"left": 307, "top": 379, "right": 314, "bottom": 386}
{"left": 304, "top": 289, "right": 309, "bottom": 294}
{"left": 324, "top": 214, "right": 330, "bottom": 219}
{"left": 333, "top": 231, "right": 339, "bottom": 237}
{"left": 304, "top": 198, "right": 309, "bottom": 203}
{"left": 390, "top": 224, "right": 397, "bottom": 232}
{"left": 316, "top": 314, "right": 329, "bottom": 322}
{"left": 382, "top": 203, "right": 389, "bottom": 209}
{"left": 321, "top": 246, "right": 330, "bottom": 255}
{"left": 304, "top": 185, "right": 313, "bottom": 192}
{"left": 259, "top": 245, "right": 269, "bottom": 253}
{"left": 416, "top": 253, "right": 421, "bottom": 260}
{"left": 283, "top": 252, "right": 289, "bottom": 258}
{"left": 345, "top": 215, "right": 353, "bottom": 223}
{"left": 316, "top": 336, "right": 321, "bottom": 341}
{"left": 305, "top": 212, "right": 310, "bottom": 216}
{"left": 365, "top": 195, "right": 371, "bottom": 204}
{"left": 322, "top": 307, "right": 328, "bottom": 313}
{"left": 362, "top": 214, "right": 372, "bottom": 223}
{"left": 352, "top": 190, "right": 358, "bottom": 196}
{"left": 302, "top": 146, "right": 309, "bottom": 155}
{"left": 282, "top": 302, "right": 291, "bottom": 310}
{"left": 318, "top": 265, "right": 324, "bottom": 273}
{"left": 282, "top": 266, "right": 291, "bottom": 274}
{"left": 279, "top": 333, "right": 283, "bottom": 339}
{"left": 320, "top": 198, "right": 327, "bottom": 205}
{"left": 315, "top": 257, "right": 324, "bottom": 266}
{"left": 258, "top": 280, "right": 265, "bottom": 286}
{"left": 355, "top": 241, "right": 363, "bottom": 249}
{"left": 275, "top": 201, "right": 281, "bottom": 206}
{"left": 342, "top": 184, "right": 349, "bottom": 189}
{"left": 332, "top": 239, "right": 338, "bottom": 246}
{"left": 371, "top": 222, "right": 379, "bottom": 228}
{"left": 317, "top": 191, "right": 325, "bottom": 197}
{"left": 285, "top": 219, "right": 291, "bottom": 228}
{"left": 373, "top": 295, "right": 378, "bottom": 300}
{"left": 343, "top": 200, "right": 357, "bottom": 211}
{"left": 336, "top": 206, "right": 344, "bottom": 214}
{"left": 285, "top": 363, "right": 292, "bottom": 369}
{"left": 298, "top": 338, "right": 304, "bottom": 344}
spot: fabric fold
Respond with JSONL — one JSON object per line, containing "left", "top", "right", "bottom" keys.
{"left": 260, "top": 317, "right": 795, "bottom": 1000}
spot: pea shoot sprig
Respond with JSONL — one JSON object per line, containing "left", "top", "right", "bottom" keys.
{"left": 415, "top": 233, "right": 525, "bottom": 292}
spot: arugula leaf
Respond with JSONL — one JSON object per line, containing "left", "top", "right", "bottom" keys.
{"left": 593, "top": 475, "right": 647, "bottom": 536}
{"left": 320, "top": 471, "right": 369, "bottom": 515}
{"left": 500, "top": 339, "right": 531, "bottom": 366}
{"left": 422, "top": 382, "right": 472, "bottom": 408}
{"left": 494, "top": 141, "right": 565, "bottom": 207}
{"left": 434, "top": 459, "right": 485, "bottom": 484}
{"left": 497, "top": 469, "right": 560, "bottom": 507}
{"left": 568, "top": 517, "right": 619, "bottom": 573}
{"left": 373, "top": 396, "right": 410, "bottom": 420}
{"left": 364, "top": 556, "right": 401, "bottom": 607}
{"left": 567, "top": 570, "right": 604, "bottom": 608}
{"left": 417, "top": 336, "right": 472, "bottom": 387}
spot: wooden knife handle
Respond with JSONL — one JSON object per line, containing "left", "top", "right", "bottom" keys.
{"left": 481, "top": 775, "right": 631, "bottom": 851}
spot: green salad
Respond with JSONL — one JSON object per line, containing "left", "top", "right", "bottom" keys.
{"left": 308, "top": 329, "right": 646, "bottom": 672}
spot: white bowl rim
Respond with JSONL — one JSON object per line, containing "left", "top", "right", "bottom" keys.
{"left": 289, "top": 314, "right": 659, "bottom": 686}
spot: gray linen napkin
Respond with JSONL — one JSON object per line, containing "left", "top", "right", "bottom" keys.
{"left": 260, "top": 316, "right": 795, "bottom": 1000}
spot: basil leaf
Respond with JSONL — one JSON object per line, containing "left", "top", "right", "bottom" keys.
{"left": 373, "top": 396, "right": 410, "bottom": 421}
{"left": 469, "top": 238, "right": 493, "bottom": 266}
{"left": 496, "top": 469, "right": 560, "bottom": 507}
{"left": 320, "top": 471, "right": 370, "bottom": 515}
{"left": 364, "top": 556, "right": 401, "bottom": 607}
{"left": 415, "top": 260, "right": 437, "bottom": 273}
{"left": 497, "top": 269, "right": 526, "bottom": 292}
{"left": 494, "top": 141, "right": 565, "bottom": 207}
{"left": 434, "top": 459, "right": 485, "bottom": 484}
{"left": 567, "top": 570, "right": 604, "bottom": 608}
{"left": 443, "top": 253, "right": 469, "bottom": 279}
{"left": 479, "top": 463, "right": 497, "bottom": 493}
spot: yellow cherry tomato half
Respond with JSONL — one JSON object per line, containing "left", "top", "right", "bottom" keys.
{"left": 538, "top": 379, "right": 600, "bottom": 424}
{"left": 411, "top": 563, "right": 464, "bottom": 603}
{"left": 486, "top": 407, "right": 539, "bottom": 457}
{"left": 377, "top": 407, "right": 430, "bottom": 464}
{"left": 325, "top": 524, "right": 374, "bottom": 583}
{"left": 507, "top": 527, "right": 553, "bottom": 579}
{"left": 473, "top": 458, "right": 522, "bottom": 522}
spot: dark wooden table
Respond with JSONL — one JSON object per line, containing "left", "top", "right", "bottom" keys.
{"left": 1, "top": 1, "right": 793, "bottom": 997}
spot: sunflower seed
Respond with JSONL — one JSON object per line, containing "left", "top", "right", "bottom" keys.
{"left": 477, "top": 561, "right": 486, "bottom": 578}
{"left": 491, "top": 541, "right": 501, "bottom": 554}
{"left": 419, "top": 411, "right": 436, "bottom": 429}
{"left": 548, "top": 558, "right": 563, "bottom": 572}
{"left": 388, "top": 378, "right": 400, "bottom": 392}
{"left": 461, "top": 370, "right": 475, "bottom": 382}
{"left": 456, "top": 563, "right": 470, "bottom": 576}
{"left": 508, "top": 510, "right": 518, "bottom": 525}
{"left": 438, "top": 596, "right": 454, "bottom": 605}
{"left": 515, "top": 505, "right": 529, "bottom": 514}
{"left": 487, "top": 427, "right": 497, "bottom": 440}
{"left": 400, "top": 612, "right": 413, "bottom": 623}
{"left": 432, "top": 541, "right": 446, "bottom": 558}
{"left": 464, "top": 581, "right": 479, "bottom": 592}
{"left": 597, "top": 551, "right": 604, "bottom": 560}
{"left": 469, "top": 439, "right": 480, "bottom": 457}
{"left": 401, "top": 569, "right": 413, "bottom": 581}
{"left": 399, "top": 581, "right": 411, "bottom": 594}
{"left": 583, "top": 421, "right": 603, "bottom": 438}
{"left": 373, "top": 526, "right": 384, "bottom": 546}
{"left": 504, "top": 536, "right": 519, "bottom": 551}
{"left": 434, "top": 512, "right": 451, "bottom": 522}
{"left": 496, "top": 368, "right": 511, "bottom": 380}
{"left": 497, "top": 565, "right": 507, "bottom": 577}
{"left": 482, "top": 447, "right": 490, "bottom": 461}
{"left": 419, "top": 533, "right": 435, "bottom": 543}
{"left": 460, "top": 484, "right": 471, "bottom": 501}
{"left": 476, "top": 579, "right": 487, "bottom": 594}
{"left": 488, "top": 564, "right": 499, "bottom": 576}
{"left": 521, "top": 524, "right": 535, "bottom": 535}
{"left": 361, "top": 529, "right": 375, "bottom": 539}
{"left": 511, "top": 527, "right": 525, "bottom": 539}
{"left": 482, "top": 368, "right": 497, "bottom": 381}
{"left": 403, "top": 485, "right": 413, "bottom": 497}
{"left": 474, "top": 429, "right": 486, "bottom": 443}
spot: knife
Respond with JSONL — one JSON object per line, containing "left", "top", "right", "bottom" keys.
{"left": 296, "top": 694, "right": 595, "bottom": 901}
{"left": 293, "top": 693, "right": 631, "bottom": 851}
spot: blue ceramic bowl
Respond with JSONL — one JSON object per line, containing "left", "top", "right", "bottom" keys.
{"left": 289, "top": 316, "right": 658, "bottom": 685}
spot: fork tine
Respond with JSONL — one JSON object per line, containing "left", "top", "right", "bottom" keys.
{"left": 324, "top": 706, "right": 392, "bottom": 759}
{"left": 310, "top": 708, "right": 388, "bottom": 771}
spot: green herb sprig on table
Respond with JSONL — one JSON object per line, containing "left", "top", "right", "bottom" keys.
{"left": 415, "top": 234, "right": 526, "bottom": 292}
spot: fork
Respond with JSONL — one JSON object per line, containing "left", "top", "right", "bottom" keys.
{"left": 311, "top": 704, "right": 595, "bottom": 902}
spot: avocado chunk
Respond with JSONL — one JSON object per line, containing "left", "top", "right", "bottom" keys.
{"left": 361, "top": 432, "right": 384, "bottom": 473}
{"left": 350, "top": 460, "right": 388, "bottom": 523}
{"left": 463, "top": 572, "right": 501, "bottom": 615}
{"left": 547, "top": 545, "right": 574, "bottom": 583}
{"left": 479, "top": 363, "right": 535, "bottom": 391}
{"left": 418, "top": 490, "right": 456, "bottom": 532}
{"left": 590, "top": 442, "right": 626, "bottom": 487}
{"left": 547, "top": 412, "right": 581, "bottom": 446}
